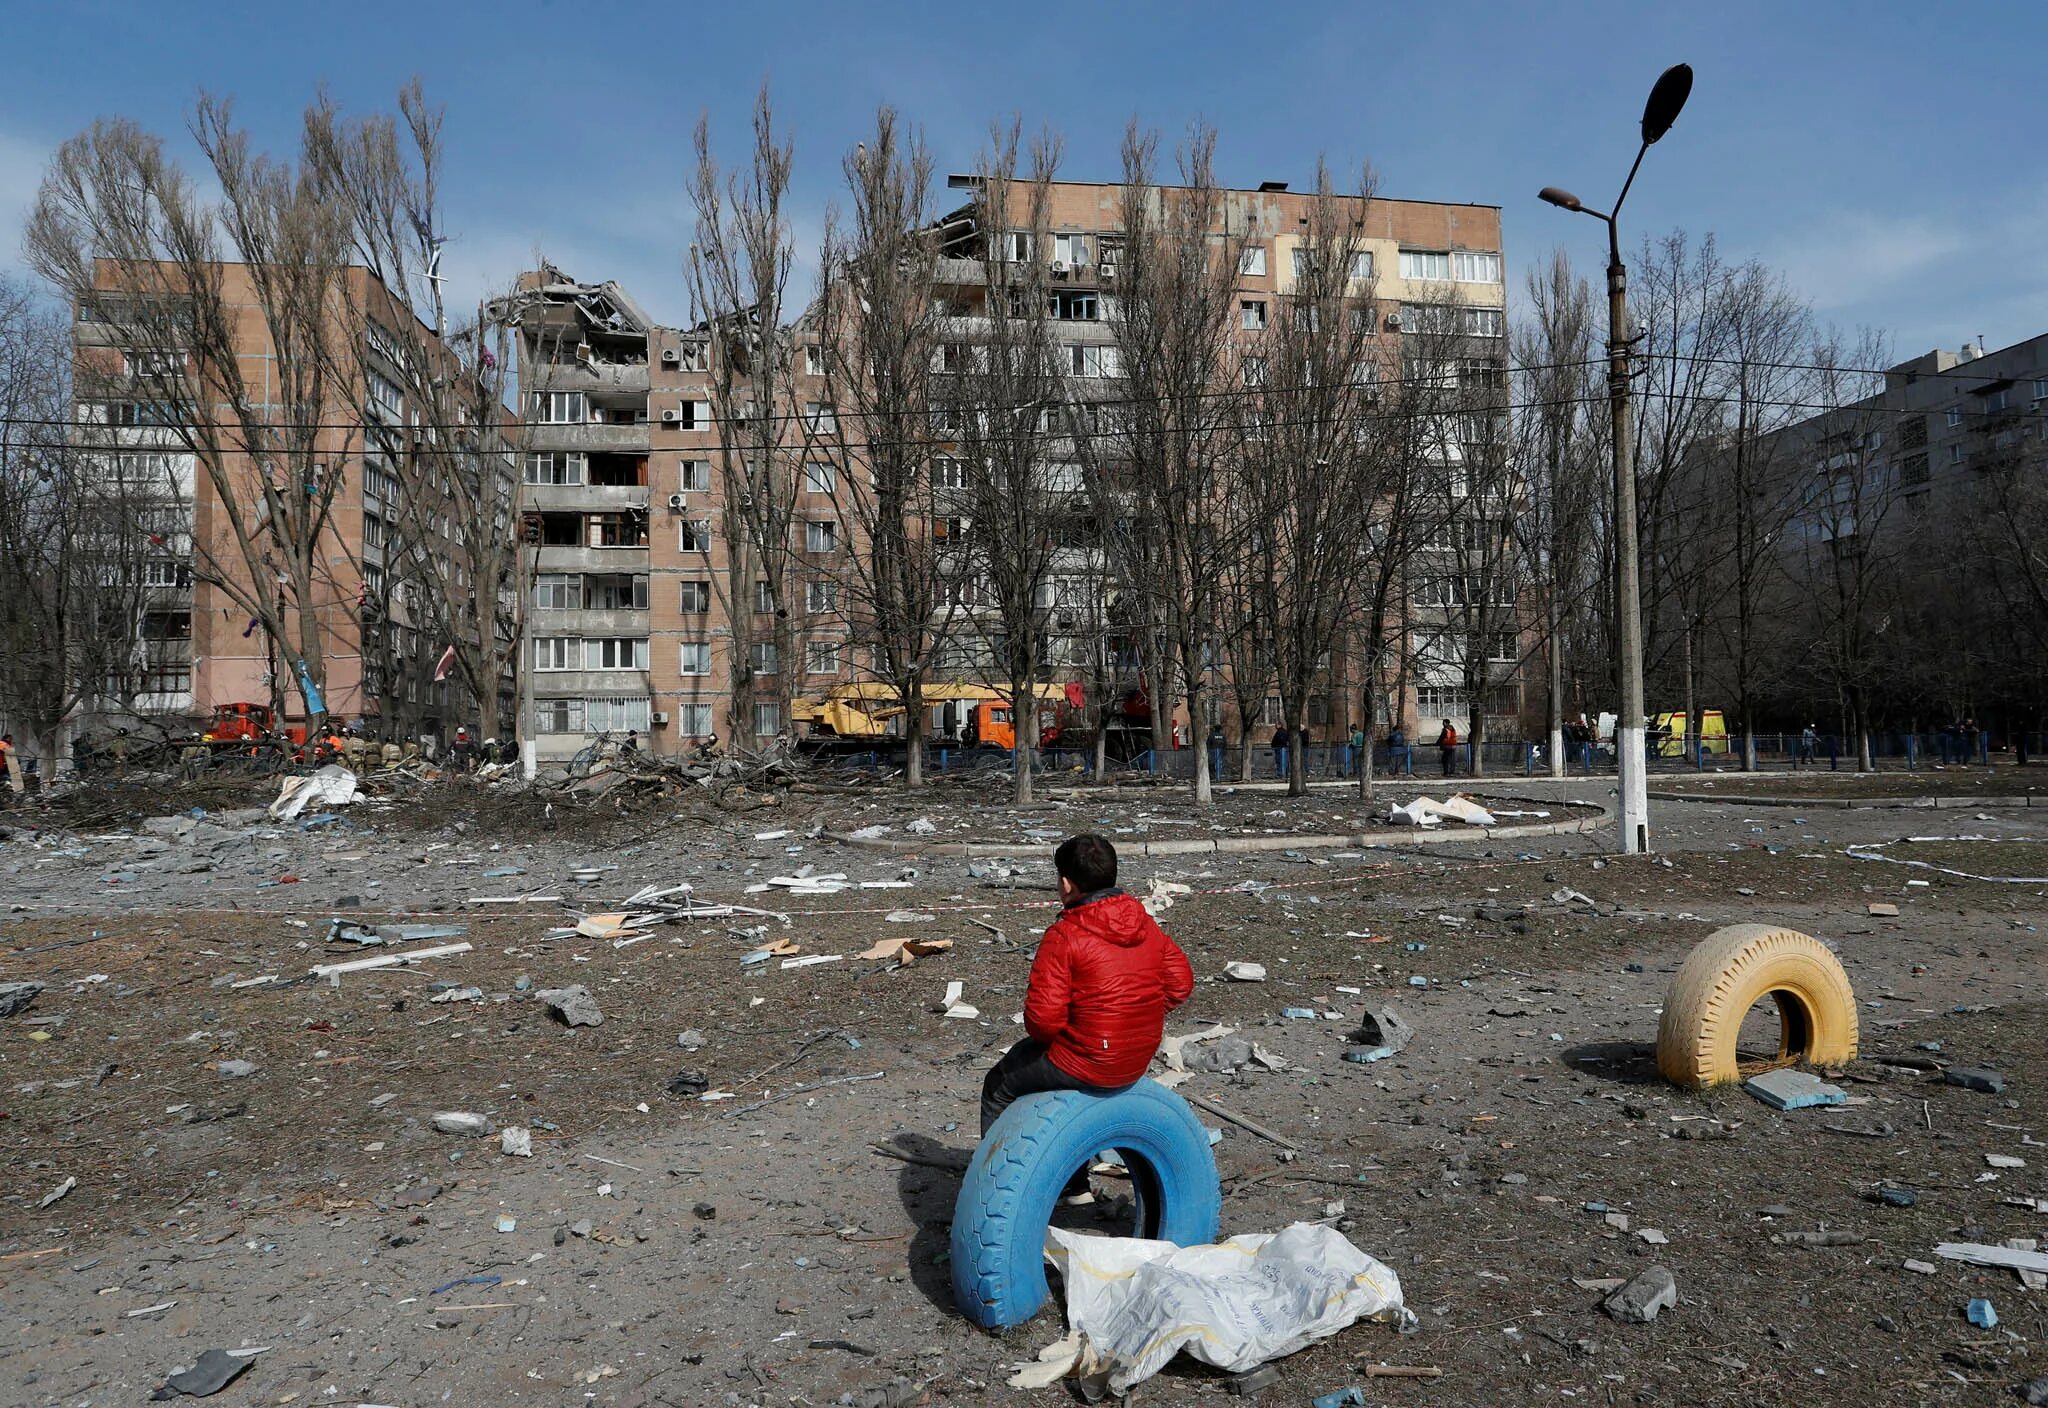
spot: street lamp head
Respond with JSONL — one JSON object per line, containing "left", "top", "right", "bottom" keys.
{"left": 1538, "top": 187, "right": 1583, "bottom": 212}
{"left": 1641, "top": 63, "right": 1693, "bottom": 145}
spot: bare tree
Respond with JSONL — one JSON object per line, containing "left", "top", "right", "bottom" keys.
{"left": 815, "top": 107, "right": 957, "bottom": 787}
{"left": 305, "top": 82, "right": 523, "bottom": 744}
{"left": 1106, "top": 123, "right": 1250, "bottom": 805}
{"left": 686, "top": 87, "right": 815, "bottom": 753}
{"left": 940, "top": 123, "right": 1066, "bottom": 804}
{"left": 1241, "top": 160, "right": 1385, "bottom": 795}
{"left": 1791, "top": 328, "right": 1898, "bottom": 770}
{"left": 1512, "top": 250, "right": 1605, "bottom": 776}
{"left": 28, "top": 104, "right": 369, "bottom": 733}
{"left": 0, "top": 280, "right": 187, "bottom": 772}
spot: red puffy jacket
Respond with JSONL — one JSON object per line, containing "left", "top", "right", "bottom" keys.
{"left": 1025, "top": 890, "right": 1194, "bottom": 1087}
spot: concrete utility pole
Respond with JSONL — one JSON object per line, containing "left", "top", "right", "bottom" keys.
{"left": 1539, "top": 62, "right": 1693, "bottom": 855}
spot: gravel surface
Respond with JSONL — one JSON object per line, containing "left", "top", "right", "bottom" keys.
{"left": 1, "top": 779, "right": 2044, "bottom": 1406}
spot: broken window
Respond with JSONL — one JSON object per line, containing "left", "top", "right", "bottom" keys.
{"left": 679, "top": 580, "right": 711, "bottom": 614}
{"left": 679, "top": 519, "right": 712, "bottom": 553}
{"left": 585, "top": 574, "right": 649, "bottom": 611}
{"left": 1240, "top": 300, "right": 1268, "bottom": 331}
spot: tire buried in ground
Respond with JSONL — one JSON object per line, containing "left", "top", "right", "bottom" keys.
{"left": 1656, "top": 922, "right": 1858, "bottom": 1088}
{"left": 950, "top": 1078, "right": 1220, "bottom": 1330}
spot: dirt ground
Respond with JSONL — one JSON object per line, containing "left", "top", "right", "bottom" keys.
{"left": 1, "top": 778, "right": 2044, "bottom": 1407}
{"left": 1650, "top": 763, "right": 2047, "bottom": 802}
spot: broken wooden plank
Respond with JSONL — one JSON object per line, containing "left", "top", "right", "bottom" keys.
{"left": 309, "top": 942, "right": 472, "bottom": 978}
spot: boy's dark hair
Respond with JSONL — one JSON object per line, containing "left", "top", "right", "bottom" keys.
{"left": 1054, "top": 833, "right": 1118, "bottom": 894}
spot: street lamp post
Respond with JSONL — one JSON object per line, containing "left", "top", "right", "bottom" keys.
{"left": 1539, "top": 62, "right": 1692, "bottom": 855}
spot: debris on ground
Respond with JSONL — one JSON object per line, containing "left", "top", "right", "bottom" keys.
{"left": 537, "top": 983, "right": 603, "bottom": 1027}
{"left": 1602, "top": 1266, "right": 1678, "bottom": 1324}
{"left": 37, "top": 1175, "right": 77, "bottom": 1209}
{"left": 1944, "top": 1067, "right": 2007, "bottom": 1094}
{"left": 1745, "top": 1068, "right": 1847, "bottom": 1110}
{"left": 500, "top": 1126, "right": 533, "bottom": 1158}
{"left": 936, "top": 980, "right": 979, "bottom": 1019}
{"left": 430, "top": 1111, "right": 492, "bottom": 1137}
{"left": 268, "top": 765, "right": 358, "bottom": 822}
{"left": 151, "top": 1347, "right": 262, "bottom": 1399}
{"left": 1344, "top": 1005, "right": 1415, "bottom": 1064}
{"left": 1223, "top": 960, "right": 1267, "bottom": 982}
{"left": 0, "top": 980, "right": 44, "bottom": 1017}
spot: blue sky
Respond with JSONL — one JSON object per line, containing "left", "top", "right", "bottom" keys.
{"left": 3, "top": 1, "right": 2043, "bottom": 359}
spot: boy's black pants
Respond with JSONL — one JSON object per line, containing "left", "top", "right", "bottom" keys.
{"left": 980, "top": 1038, "right": 1130, "bottom": 1197}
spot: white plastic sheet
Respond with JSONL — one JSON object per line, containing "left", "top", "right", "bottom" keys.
{"left": 1031, "top": 1223, "right": 1409, "bottom": 1393}
{"left": 269, "top": 765, "right": 358, "bottom": 821}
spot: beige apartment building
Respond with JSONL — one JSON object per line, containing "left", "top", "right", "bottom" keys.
{"left": 66, "top": 261, "right": 494, "bottom": 749}
{"left": 507, "top": 176, "right": 1509, "bottom": 763}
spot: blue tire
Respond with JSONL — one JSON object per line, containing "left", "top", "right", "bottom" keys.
{"left": 950, "top": 1078, "right": 1221, "bottom": 1329}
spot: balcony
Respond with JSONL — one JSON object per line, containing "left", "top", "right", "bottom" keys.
{"left": 522, "top": 482, "right": 650, "bottom": 513}
{"left": 534, "top": 544, "right": 650, "bottom": 575}
{"left": 528, "top": 607, "right": 649, "bottom": 636}
{"left": 528, "top": 668, "right": 651, "bottom": 695}
{"left": 528, "top": 422, "right": 650, "bottom": 454}
{"left": 529, "top": 360, "right": 651, "bottom": 395}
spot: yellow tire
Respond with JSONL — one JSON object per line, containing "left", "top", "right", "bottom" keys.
{"left": 1655, "top": 923, "right": 1858, "bottom": 1088}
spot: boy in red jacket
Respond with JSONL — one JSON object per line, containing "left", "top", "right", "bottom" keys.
{"left": 980, "top": 834, "right": 1195, "bottom": 1202}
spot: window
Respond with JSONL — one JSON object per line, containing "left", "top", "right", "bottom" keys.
{"left": 750, "top": 642, "right": 780, "bottom": 675}
{"left": 1051, "top": 291, "right": 1098, "bottom": 321}
{"left": 1463, "top": 308, "right": 1505, "bottom": 338}
{"left": 590, "top": 511, "right": 647, "bottom": 548}
{"left": 806, "top": 640, "right": 841, "bottom": 675}
{"left": 533, "top": 637, "right": 578, "bottom": 671}
{"left": 532, "top": 390, "right": 586, "bottom": 424}
{"left": 1949, "top": 442, "right": 1965, "bottom": 463}
{"left": 525, "top": 452, "right": 584, "bottom": 485}
{"left": 1291, "top": 300, "right": 1321, "bottom": 332}
{"left": 679, "top": 580, "right": 711, "bottom": 614}
{"left": 1415, "top": 686, "right": 1470, "bottom": 720}
{"left": 535, "top": 698, "right": 585, "bottom": 734}
{"left": 804, "top": 402, "right": 837, "bottom": 433}
{"left": 804, "top": 345, "right": 824, "bottom": 376}
{"left": 673, "top": 399, "right": 712, "bottom": 431}
{"left": 1240, "top": 299, "right": 1268, "bottom": 330}
{"left": 1984, "top": 388, "right": 2010, "bottom": 412}
{"left": 1242, "top": 356, "right": 1267, "bottom": 388}
{"left": 678, "top": 642, "right": 711, "bottom": 676}
{"left": 1239, "top": 246, "right": 1268, "bottom": 277}
{"left": 586, "top": 573, "right": 649, "bottom": 610}
{"left": 1350, "top": 250, "right": 1374, "bottom": 279}
{"left": 678, "top": 702, "right": 714, "bottom": 737}
{"left": 585, "top": 638, "right": 650, "bottom": 671}
{"left": 586, "top": 697, "right": 650, "bottom": 733}
{"left": 1452, "top": 251, "right": 1502, "bottom": 283}
{"left": 753, "top": 579, "right": 776, "bottom": 615}
{"left": 362, "top": 513, "right": 386, "bottom": 549}
{"left": 1901, "top": 453, "right": 1931, "bottom": 485}
{"left": 806, "top": 520, "right": 838, "bottom": 553}
{"left": 2033, "top": 378, "right": 2048, "bottom": 401}
{"left": 803, "top": 462, "right": 835, "bottom": 494}
{"left": 1946, "top": 406, "right": 1963, "bottom": 427}
{"left": 1053, "top": 233, "right": 1090, "bottom": 266}
{"left": 1488, "top": 631, "right": 1518, "bottom": 663}
{"left": 367, "top": 371, "right": 405, "bottom": 422}
{"left": 532, "top": 574, "right": 581, "bottom": 610}
{"left": 678, "top": 459, "right": 711, "bottom": 493}
{"left": 996, "top": 229, "right": 1034, "bottom": 262}
{"left": 754, "top": 701, "right": 783, "bottom": 736}
{"left": 932, "top": 457, "right": 965, "bottom": 490}
{"left": 679, "top": 519, "right": 712, "bottom": 552}
{"left": 1066, "top": 344, "right": 1119, "bottom": 378}
{"left": 934, "top": 515, "right": 969, "bottom": 544}
{"left": 1399, "top": 250, "right": 1451, "bottom": 281}
{"left": 1043, "top": 462, "right": 1085, "bottom": 493}
{"left": 807, "top": 580, "right": 838, "bottom": 614}
{"left": 143, "top": 558, "right": 191, "bottom": 589}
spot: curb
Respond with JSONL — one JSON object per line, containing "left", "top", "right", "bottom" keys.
{"left": 1648, "top": 791, "right": 2043, "bottom": 811}
{"left": 824, "top": 796, "right": 1611, "bottom": 860}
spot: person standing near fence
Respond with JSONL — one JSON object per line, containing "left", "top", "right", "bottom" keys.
{"left": 1207, "top": 723, "right": 1225, "bottom": 783}
{"left": 1347, "top": 724, "right": 1364, "bottom": 778}
{"left": 1798, "top": 724, "right": 1818, "bottom": 767}
{"left": 1271, "top": 724, "right": 1290, "bottom": 780}
{"left": 1435, "top": 719, "right": 1458, "bottom": 777}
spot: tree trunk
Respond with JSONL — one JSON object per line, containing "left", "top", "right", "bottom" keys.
{"left": 905, "top": 729, "right": 924, "bottom": 789}
{"left": 1189, "top": 679, "right": 1212, "bottom": 804}
{"left": 297, "top": 596, "right": 327, "bottom": 733}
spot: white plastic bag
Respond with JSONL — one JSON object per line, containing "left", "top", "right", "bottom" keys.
{"left": 270, "top": 765, "right": 358, "bottom": 821}
{"left": 1038, "top": 1223, "right": 1409, "bottom": 1393}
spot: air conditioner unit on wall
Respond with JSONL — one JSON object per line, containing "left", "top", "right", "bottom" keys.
{"left": 660, "top": 348, "right": 681, "bottom": 365}
{"left": 650, "top": 710, "right": 669, "bottom": 726}
{"left": 666, "top": 493, "right": 687, "bottom": 511}
{"left": 660, "top": 407, "right": 679, "bottom": 423}
{"left": 1051, "top": 259, "right": 1070, "bottom": 275}
{"left": 1099, "top": 263, "right": 1117, "bottom": 280}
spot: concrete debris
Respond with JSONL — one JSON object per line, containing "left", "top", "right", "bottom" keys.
{"left": 152, "top": 1346, "right": 264, "bottom": 1399}
{"left": 37, "top": 1175, "right": 77, "bottom": 1209}
{"left": 1345, "top": 1005, "right": 1416, "bottom": 1064}
{"left": 1744, "top": 1068, "right": 1847, "bottom": 1110}
{"left": 1222, "top": 961, "right": 1267, "bottom": 982}
{"left": 677, "top": 1028, "right": 708, "bottom": 1050}
{"left": 1935, "top": 1241, "right": 2048, "bottom": 1275}
{"left": 1601, "top": 1265, "right": 1677, "bottom": 1323}
{"left": 215, "top": 1059, "right": 258, "bottom": 1079}
{"left": 428, "top": 985, "right": 484, "bottom": 1004}
{"left": 906, "top": 817, "right": 938, "bottom": 834}
{"left": 1143, "top": 879, "right": 1194, "bottom": 916}
{"left": 0, "top": 981, "right": 45, "bottom": 1018}
{"left": 2018, "top": 1376, "right": 2048, "bottom": 1406}
{"left": 430, "top": 1111, "right": 492, "bottom": 1137}
{"left": 1945, "top": 1067, "right": 2007, "bottom": 1094}
{"left": 536, "top": 984, "right": 603, "bottom": 1027}
{"left": 500, "top": 1126, "right": 533, "bottom": 1158}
